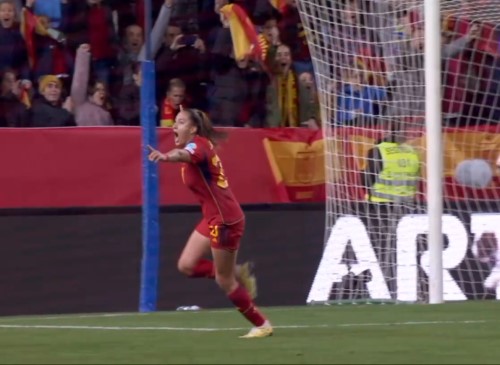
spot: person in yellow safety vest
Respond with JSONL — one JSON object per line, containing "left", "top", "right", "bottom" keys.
{"left": 362, "top": 130, "right": 420, "bottom": 203}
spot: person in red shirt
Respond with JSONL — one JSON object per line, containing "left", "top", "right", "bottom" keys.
{"left": 148, "top": 108, "right": 273, "bottom": 338}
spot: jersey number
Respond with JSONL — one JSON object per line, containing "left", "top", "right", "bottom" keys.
{"left": 211, "top": 155, "right": 228, "bottom": 189}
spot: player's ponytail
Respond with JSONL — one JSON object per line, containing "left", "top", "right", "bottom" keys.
{"left": 188, "top": 109, "right": 227, "bottom": 146}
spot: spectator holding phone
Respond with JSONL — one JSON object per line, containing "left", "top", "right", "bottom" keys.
{"left": 137, "top": 0, "right": 206, "bottom": 112}
{"left": 156, "top": 25, "right": 208, "bottom": 110}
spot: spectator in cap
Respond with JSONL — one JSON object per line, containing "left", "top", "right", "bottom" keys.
{"left": 29, "top": 74, "right": 75, "bottom": 127}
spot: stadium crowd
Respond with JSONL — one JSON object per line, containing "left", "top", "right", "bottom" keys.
{"left": 325, "top": 0, "right": 500, "bottom": 129}
{"left": 0, "top": 0, "right": 498, "bottom": 129}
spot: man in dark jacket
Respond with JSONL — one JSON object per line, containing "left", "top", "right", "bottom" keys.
{"left": 30, "top": 75, "right": 75, "bottom": 127}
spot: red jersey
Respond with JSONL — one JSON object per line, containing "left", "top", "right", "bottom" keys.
{"left": 182, "top": 136, "right": 244, "bottom": 226}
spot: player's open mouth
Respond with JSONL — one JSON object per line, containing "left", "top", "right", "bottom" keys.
{"left": 174, "top": 132, "right": 179, "bottom": 144}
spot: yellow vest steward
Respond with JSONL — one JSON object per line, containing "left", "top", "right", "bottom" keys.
{"left": 368, "top": 142, "right": 420, "bottom": 203}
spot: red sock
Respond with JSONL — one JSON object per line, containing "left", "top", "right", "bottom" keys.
{"left": 228, "top": 284, "right": 266, "bottom": 327}
{"left": 189, "top": 259, "right": 215, "bottom": 278}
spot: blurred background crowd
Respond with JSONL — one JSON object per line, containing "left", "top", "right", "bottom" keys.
{"left": 0, "top": 0, "right": 498, "bottom": 129}
{"left": 321, "top": 0, "right": 500, "bottom": 129}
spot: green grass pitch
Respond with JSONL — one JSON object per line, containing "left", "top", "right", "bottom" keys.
{"left": 0, "top": 301, "right": 498, "bottom": 364}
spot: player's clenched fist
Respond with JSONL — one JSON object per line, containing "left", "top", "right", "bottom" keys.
{"left": 148, "top": 145, "right": 167, "bottom": 163}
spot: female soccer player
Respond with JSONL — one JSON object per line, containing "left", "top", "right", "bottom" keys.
{"left": 147, "top": 108, "right": 273, "bottom": 338}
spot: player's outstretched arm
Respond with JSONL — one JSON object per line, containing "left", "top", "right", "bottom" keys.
{"left": 147, "top": 145, "right": 192, "bottom": 163}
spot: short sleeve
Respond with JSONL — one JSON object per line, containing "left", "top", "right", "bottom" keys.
{"left": 184, "top": 140, "right": 207, "bottom": 164}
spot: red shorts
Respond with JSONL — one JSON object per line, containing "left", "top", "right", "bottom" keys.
{"left": 195, "top": 218, "right": 245, "bottom": 251}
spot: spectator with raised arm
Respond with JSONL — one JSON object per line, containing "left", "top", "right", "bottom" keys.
{"left": 30, "top": 74, "right": 75, "bottom": 127}
{"left": 138, "top": 0, "right": 174, "bottom": 61}
{"left": 70, "top": 44, "right": 113, "bottom": 126}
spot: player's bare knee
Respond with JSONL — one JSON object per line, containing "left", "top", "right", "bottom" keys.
{"left": 177, "top": 259, "right": 194, "bottom": 276}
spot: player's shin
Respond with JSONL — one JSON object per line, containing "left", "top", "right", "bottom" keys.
{"left": 228, "top": 284, "right": 266, "bottom": 327}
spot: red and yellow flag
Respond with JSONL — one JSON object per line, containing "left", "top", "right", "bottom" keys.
{"left": 263, "top": 129, "right": 326, "bottom": 202}
{"left": 219, "top": 4, "right": 264, "bottom": 63}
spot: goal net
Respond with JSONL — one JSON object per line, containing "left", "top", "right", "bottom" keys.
{"left": 299, "top": 0, "right": 500, "bottom": 303}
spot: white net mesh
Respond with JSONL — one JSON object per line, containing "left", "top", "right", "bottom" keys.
{"left": 299, "top": 0, "right": 500, "bottom": 303}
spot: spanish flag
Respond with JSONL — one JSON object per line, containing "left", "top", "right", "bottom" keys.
{"left": 269, "top": 0, "right": 286, "bottom": 12}
{"left": 263, "top": 129, "right": 326, "bottom": 202}
{"left": 219, "top": 4, "right": 264, "bottom": 63}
